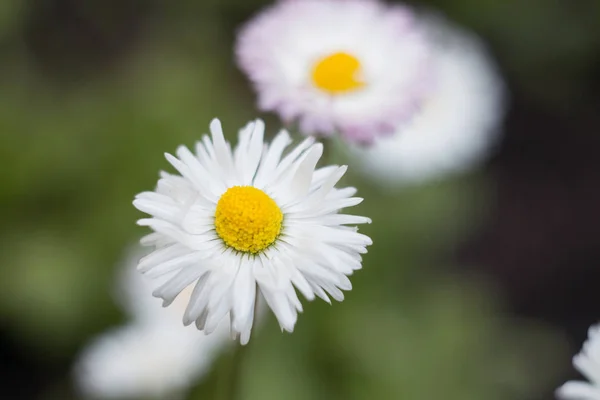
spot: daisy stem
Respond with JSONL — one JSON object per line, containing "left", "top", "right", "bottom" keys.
{"left": 216, "top": 340, "right": 248, "bottom": 400}
{"left": 216, "top": 290, "right": 259, "bottom": 400}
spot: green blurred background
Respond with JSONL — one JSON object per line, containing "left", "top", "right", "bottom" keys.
{"left": 1, "top": 0, "right": 600, "bottom": 399}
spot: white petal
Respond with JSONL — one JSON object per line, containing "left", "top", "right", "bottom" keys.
{"left": 253, "top": 129, "right": 292, "bottom": 188}
{"left": 327, "top": 186, "right": 357, "bottom": 200}
{"left": 153, "top": 267, "right": 209, "bottom": 306}
{"left": 137, "top": 219, "right": 219, "bottom": 251}
{"left": 271, "top": 136, "right": 315, "bottom": 182}
{"left": 181, "top": 203, "right": 215, "bottom": 235}
{"left": 209, "top": 118, "right": 235, "bottom": 177}
{"left": 140, "top": 232, "right": 171, "bottom": 248}
{"left": 575, "top": 354, "right": 600, "bottom": 386}
{"left": 231, "top": 258, "right": 257, "bottom": 334}
{"left": 175, "top": 146, "right": 219, "bottom": 203}
{"left": 164, "top": 153, "right": 213, "bottom": 202}
{"left": 143, "top": 251, "right": 207, "bottom": 279}
{"left": 137, "top": 244, "right": 190, "bottom": 273}
{"left": 556, "top": 381, "right": 600, "bottom": 400}
{"left": 203, "top": 254, "right": 240, "bottom": 334}
{"left": 289, "top": 197, "right": 364, "bottom": 218}
{"left": 182, "top": 272, "right": 212, "bottom": 325}
{"left": 283, "top": 143, "right": 323, "bottom": 204}
{"left": 133, "top": 195, "right": 183, "bottom": 223}
{"left": 242, "top": 119, "right": 265, "bottom": 185}
{"left": 258, "top": 285, "right": 297, "bottom": 332}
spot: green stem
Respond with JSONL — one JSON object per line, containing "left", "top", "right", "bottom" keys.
{"left": 216, "top": 340, "right": 248, "bottom": 400}
{"left": 216, "top": 289, "right": 259, "bottom": 400}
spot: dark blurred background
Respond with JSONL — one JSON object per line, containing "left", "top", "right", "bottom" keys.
{"left": 1, "top": 0, "right": 599, "bottom": 399}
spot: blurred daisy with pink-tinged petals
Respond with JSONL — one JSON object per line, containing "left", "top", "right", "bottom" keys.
{"left": 349, "top": 15, "right": 505, "bottom": 186}
{"left": 235, "top": 0, "right": 431, "bottom": 144}
{"left": 73, "top": 247, "right": 231, "bottom": 400}
{"left": 556, "top": 324, "right": 600, "bottom": 400}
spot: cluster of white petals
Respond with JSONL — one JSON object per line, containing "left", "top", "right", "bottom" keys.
{"left": 74, "top": 248, "right": 230, "bottom": 399}
{"left": 349, "top": 14, "right": 505, "bottom": 185}
{"left": 557, "top": 325, "right": 600, "bottom": 400}
{"left": 133, "top": 119, "right": 372, "bottom": 344}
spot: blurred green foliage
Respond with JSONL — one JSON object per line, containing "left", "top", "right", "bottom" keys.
{"left": 0, "top": 0, "right": 591, "bottom": 398}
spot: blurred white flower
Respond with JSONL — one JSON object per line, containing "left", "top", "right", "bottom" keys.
{"left": 73, "top": 247, "right": 230, "bottom": 400}
{"left": 133, "top": 118, "right": 372, "bottom": 343}
{"left": 349, "top": 14, "right": 505, "bottom": 186}
{"left": 235, "top": 0, "right": 431, "bottom": 144}
{"left": 556, "top": 324, "right": 600, "bottom": 400}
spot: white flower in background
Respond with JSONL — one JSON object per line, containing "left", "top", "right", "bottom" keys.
{"left": 556, "top": 324, "right": 600, "bottom": 400}
{"left": 133, "top": 118, "right": 372, "bottom": 344}
{"left": 235, "top": 0, "right": 431, "bottom": 144}
{"left": 74, "top": 248, "right": 230, "bottom": 399}
{"left": 349, "top": 14, "right": 505, "bottom": 186}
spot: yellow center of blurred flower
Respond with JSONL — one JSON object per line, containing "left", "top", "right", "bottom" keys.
{"left": 215, "top": 186, "right": 283, "bottom": 254}
{"left": 312, "top": 52, "right": 365, "bottom": 94}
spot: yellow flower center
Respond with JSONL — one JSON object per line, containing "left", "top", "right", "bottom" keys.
{"left": 214, "top": 186, "right": 283, "bottom": 254}
{"left": 312, "top": 52, "right": 365, "bottom": 94}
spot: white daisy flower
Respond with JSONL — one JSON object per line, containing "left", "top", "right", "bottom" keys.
{"left": 235, "top": 0, "right": 432, "bottom": 144}
{"left": 556, "top": 324, "right": 600, "bottom": 400}
{"left": 349, "top": 14, "right": 506, "bottom": 186}
{"left": 133, "top": 118, "right": 372, "bottom": 344}
{"left": 74, "top": 248, "right": 231, "bottom": 400}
